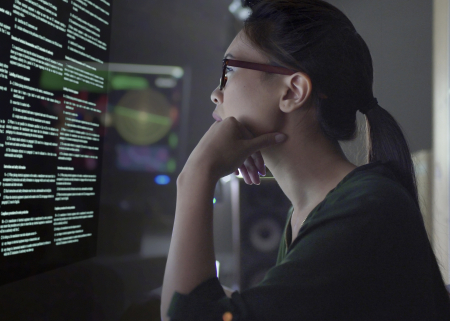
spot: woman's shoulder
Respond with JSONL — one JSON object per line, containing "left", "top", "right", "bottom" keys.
{"left": 335, "top": 161, "right": 412, "bottom": 199}
{"left": 318, "top": 161, "right": 419, "bottom": 219}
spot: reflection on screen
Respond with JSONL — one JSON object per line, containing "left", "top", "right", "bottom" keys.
{"left": 0, "top": 0, "right": 112, "bottom": 285}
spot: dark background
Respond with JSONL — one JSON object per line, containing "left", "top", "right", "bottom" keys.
{"left": 0, "top": 0, "right": 432, "bottom": 320}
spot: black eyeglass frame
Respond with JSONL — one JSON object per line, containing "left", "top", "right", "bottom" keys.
{"left": 219, "top": 59, "right": 297, "bottom": 90}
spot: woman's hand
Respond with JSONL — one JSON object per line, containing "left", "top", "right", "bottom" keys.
{"left": 233, "top": 150, "right": 266, "bottom": 185}
{"left": 182, "top": 117, "right": 286, "bottom": 183}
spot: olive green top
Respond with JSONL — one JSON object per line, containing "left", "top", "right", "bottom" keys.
{"left": 168, "top": 161, "right": 450, "bottom": 320}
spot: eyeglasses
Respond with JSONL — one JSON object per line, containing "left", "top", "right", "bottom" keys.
{"left": 219, "top": 59, "right": 297, "bottom": 90}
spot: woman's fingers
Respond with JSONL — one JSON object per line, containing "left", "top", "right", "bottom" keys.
{"left": 238, "top": 166, "right": 252, "bottom": 185}
{"left": 244, "top": 157, "right": 260, "bottom": 185}
{"left": 234, "top": 152, "right": 265, "bottom": 185}
{"left": 251, "top": 151, "right": 266, "bottom": 176}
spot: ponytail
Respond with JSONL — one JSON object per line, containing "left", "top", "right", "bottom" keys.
{"left": 364, "top": 104, "right": 419, "bottom": 209}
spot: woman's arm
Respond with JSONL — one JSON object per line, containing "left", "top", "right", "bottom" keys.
{"left": 160, "top": 169, "right": 218, "bottom": 321}
{"left": 160, "top": 118, "right": 285, "bottom": 320}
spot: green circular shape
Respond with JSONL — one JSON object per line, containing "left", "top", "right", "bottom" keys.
{"left": 114, "top": 88, "right": 172, "bottom": 145}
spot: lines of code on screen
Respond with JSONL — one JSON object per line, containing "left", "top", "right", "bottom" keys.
{"left": 0, "top": 0, "right": 112, "bottom": 286}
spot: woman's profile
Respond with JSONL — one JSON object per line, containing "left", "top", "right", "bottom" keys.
{"left": 161, "top": 0, "right": 450, "bottom": 320}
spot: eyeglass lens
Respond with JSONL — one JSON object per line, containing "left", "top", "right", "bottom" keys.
{"left": 220, "top": 60, "right": 228, "bottom": 90}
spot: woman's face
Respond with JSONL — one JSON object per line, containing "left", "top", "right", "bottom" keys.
{"left": 210, "top": 31, "right": 286, "bottom": 136}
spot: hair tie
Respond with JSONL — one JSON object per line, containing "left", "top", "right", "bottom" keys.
{"left": 359, "top": 98, "right": 378, "bottom": 114}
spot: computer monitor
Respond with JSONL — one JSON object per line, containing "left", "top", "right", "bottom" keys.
{"left": 0, "top": 0, "right": 113, "bottom": 285}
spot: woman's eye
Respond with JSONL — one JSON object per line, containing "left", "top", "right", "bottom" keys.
{"left": 226, "top": 67, "right": 233, "bottom": 74}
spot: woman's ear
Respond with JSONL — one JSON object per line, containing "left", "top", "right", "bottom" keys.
{"left": 279, "top": 72, "right": 312, "bottom": 113}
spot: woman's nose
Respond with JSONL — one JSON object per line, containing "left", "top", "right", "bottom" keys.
{"left": 210, "top": 86, "right": 222, "bottom": 105}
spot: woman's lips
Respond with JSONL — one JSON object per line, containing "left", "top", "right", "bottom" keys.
{"left": 212, "top": 112, "right": 222, "bottom": 122}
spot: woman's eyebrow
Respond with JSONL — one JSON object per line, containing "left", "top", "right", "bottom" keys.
{"left": 223, "top": 53, "right": 235, "bottom": 59}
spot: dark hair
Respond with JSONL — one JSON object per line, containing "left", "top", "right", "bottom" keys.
{"left": 242, "top": 0, "right": 419, "bottom": 208}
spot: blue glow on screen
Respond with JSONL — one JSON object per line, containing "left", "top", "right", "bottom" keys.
{"left": 155, "top": 175, "right": 171, "bottom": 185}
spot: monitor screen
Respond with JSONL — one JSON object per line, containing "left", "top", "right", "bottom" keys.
{"left": 0, "top": 0, "right": 112, "bottom": 285}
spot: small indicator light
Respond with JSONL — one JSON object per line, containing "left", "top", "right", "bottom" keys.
{"left": 155, "top": 175, "right": 170, "bottom": 185}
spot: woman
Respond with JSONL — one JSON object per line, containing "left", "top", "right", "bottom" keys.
{"left": 161, "top": 0, "right": 450, "bottom": 320}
